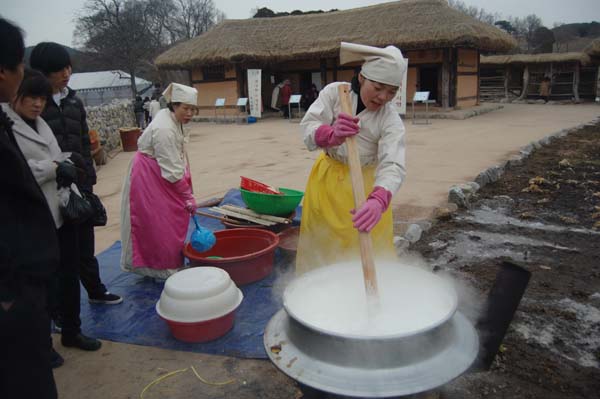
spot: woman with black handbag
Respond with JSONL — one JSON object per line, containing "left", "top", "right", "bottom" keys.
{"left": 5, "top": 69, "right": 102, "bottom": 357}
{"left": 30, "top": 42, "right": 122, "bottom": 308}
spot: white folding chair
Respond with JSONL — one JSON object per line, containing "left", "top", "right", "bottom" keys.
{"left": 214, "top": 98, "right": 226, "bottom": 123}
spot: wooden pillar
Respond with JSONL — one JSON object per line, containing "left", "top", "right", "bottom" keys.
{"left": 476, "top": 49, "right": 480, "bottom": 105}
{"left": 451, "top": 48, "right": 458, "bottom": 107}
{"left": 320, "top": 59, "right": 328, "bottom": 87}
{"left": 333, "top": 58, "right": 338, "bottom": 82}
{"left": 235, "top": 64, "right": 245, "bottom": 98}
{"left": 596, "top": 66, "right": 600, "bottom": 100}
{"left": 441, "top": 48, "right": 451, "bottom": 109}
{"left": 504, "top": 66, "right": 510, "bottom": 101}
{"left": 518, "top": 66, "right": 529, "bottom": 100}
{"left": 573, "top": 62, "right": 580, "bottom": 102}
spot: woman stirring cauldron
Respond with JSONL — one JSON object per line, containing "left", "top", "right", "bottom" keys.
{"left": 296, "top": 42, "right": 407, "bottom": 275}
{"left": 121, "top": 83, "right": 200, "bottom": 279}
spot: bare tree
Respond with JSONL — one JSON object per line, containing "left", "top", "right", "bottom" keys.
{"left": 75, "top": 0, "right": 162, "bottom": 96}
{"left": 168, "top": 0, "right": 221, "bottom": 41}
{"left": 75, "top": 0, "right": 224, "bottom": 94}
{"left": 524, "top": 14, "right": 543, "bottom": 51}
{"left": 448, "top": 0, "right": 499, "bottom": 25}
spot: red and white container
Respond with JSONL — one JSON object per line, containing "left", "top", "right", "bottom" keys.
{"left": 156, "top": 267, "right": 243, "bottom": 343}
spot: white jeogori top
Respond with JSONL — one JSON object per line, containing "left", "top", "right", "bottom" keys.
{"left": 137, "top": 108, "right": 188, "bottom": 183}
{"left": 300, "top": 82, "right": 406, "bottom": 194}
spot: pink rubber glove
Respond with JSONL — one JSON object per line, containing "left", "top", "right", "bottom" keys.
{"left": 314, "top": 112, "right": 360, "bottom": 147}
{"left": 172, "top": 178, "right": 196, "bottom": 212}
{"left": 184, "top": 199, "right": 198, "bottom": 213}
{"left": 351, "top": 186, "right": 392, "bottom": 232}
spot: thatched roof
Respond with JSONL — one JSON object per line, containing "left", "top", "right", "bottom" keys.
{"left": 584, "top": 39, "right": 600, "bottom": 58}
{"left": 156, "top": 0, "right": 516, "bottom": 69}
{"left": 481, "top": 52, "right": 591, "bottom": 66}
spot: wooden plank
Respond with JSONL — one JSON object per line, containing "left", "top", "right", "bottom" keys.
{"left": 221, "top": 205, "right": 291, "bottom": 224}
{"left": 337, "top": 84, "right": 379, "bottom": 300}
{"left": 209, "top": 207, "right": 275, "bottom": 226}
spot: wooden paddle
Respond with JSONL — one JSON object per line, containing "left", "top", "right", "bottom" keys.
{"left": 337, "top": 84, "right": 379, "bottom": 300}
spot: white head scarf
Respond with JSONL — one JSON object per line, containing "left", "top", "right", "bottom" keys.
{"left": 162, "top": 83, "right": 198, "bottom": 106}
{"left": 339, "top": 42, "right": 407, "bottom": 87}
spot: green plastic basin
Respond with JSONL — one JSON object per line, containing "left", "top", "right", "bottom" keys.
{"left": 240, "top": 187, "right": 304, "bottom": 216}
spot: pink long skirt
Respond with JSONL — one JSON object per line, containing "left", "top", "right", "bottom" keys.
{"left": 129, "top": 152, "right": 191, "bottom": 270}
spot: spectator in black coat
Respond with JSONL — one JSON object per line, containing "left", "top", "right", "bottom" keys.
{"left": 143, "top": 96, "right": 151, "bottom": 125}
{"left": 134, "top": 95, "right": 144, "bottom": 128}
{"left": 0, "top": 17, "right": 58, "bottom": 399}
{"left": 31, "top": 42, "right": 124, "bottom": 350}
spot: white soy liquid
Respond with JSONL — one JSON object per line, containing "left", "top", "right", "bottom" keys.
{"left": 284, "top": 260, "right": 457, "bottom": 337}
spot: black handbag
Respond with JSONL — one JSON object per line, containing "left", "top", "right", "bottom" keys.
{"left": 83, "top": 191, "right": 108, "bottom": 227}
{"left": 60, "top": 188, "right": 94, "bottom": 224}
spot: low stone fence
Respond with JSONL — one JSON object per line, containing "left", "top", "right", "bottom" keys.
{"left": 393, "top": 116, "right": 600, "bottom": 255}
{"left": 86, "top": 100, "right": 136, "bottom": 152}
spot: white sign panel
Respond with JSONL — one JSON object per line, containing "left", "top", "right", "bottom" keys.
{"left": 289, "top": 94, "right": 302, "bottom": 104}
{"left": 247, "top": 69, "right": 262, "bottom": 118}
{"left": 392, "top": 63, "right": 408, "bottom": 115}
{"left": 214, "top": 98, "right": 225, "bottom": 107}
{"left": 237, "top": 97, "right": 248, "bottom": 106}
{"left": 413, "top": 91, "right": 430, "bottom": 102}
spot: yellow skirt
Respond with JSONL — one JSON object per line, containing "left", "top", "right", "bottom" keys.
{"left": 295, "top": 152, "right": 394, "bottom": 275}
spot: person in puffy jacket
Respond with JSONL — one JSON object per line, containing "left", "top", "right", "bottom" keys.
{"left": 30, "top": 42, "right": 123, "bottom": 349}
{"left": 134, "top": 95, "right": 144, "bottom": 128}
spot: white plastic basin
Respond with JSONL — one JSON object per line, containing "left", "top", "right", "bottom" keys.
{"left": 156, "top": 267, "right": 243, "bottom": 323}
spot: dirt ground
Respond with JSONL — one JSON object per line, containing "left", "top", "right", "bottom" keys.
{"left": 51, "top": 103, "right": 600, "bottom": 399}
{"left": 414, "top": 122, "right": 600, "bottom": 399}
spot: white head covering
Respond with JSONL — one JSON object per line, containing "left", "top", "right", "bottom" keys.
{"left": 162, "top": 83, "right": 198, "bottom": 106}
{"left": 339, "top": 42, "right": 407, "bottom": 87}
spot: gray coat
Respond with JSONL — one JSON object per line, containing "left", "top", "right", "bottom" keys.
{"left": 2, "top": 104, "right": 69, "bottom": 228}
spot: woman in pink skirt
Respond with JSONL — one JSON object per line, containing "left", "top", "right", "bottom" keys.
{"left": 120, "top": 83, "right": 198, "bottom": 279}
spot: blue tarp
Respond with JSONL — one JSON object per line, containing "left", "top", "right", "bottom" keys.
{"left": 79, "top": 189, "right": 299, "bottom": 359}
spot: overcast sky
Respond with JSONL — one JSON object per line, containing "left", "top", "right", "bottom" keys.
{"left": 2, "top": 0, "right": 599, "bottom": 47}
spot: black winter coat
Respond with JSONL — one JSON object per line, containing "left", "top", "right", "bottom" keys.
{"left": 134, "top": 99, "right": 144, "bottom": 114}
{"left": 41, "top": 88, "right": 96, "bottom": 191}
{"left": 0, "top": 108, "right": 59, "bottom": 302}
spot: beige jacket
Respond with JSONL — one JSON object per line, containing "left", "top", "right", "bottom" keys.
{"left": 3, "top": 104, "right": 70, "bottom": 228}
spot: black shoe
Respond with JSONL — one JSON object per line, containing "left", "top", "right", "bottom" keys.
{"left": 52, "top": 318, "right": 62, "bottom": 333}
{"left": 50, "top": 347, "right": 64, "bottom": 368}
{"left": 61, "top": 333, "right": 102, "bottom": 351}
{"left": 89, "top": 291, "right": 123, "bottom": 305}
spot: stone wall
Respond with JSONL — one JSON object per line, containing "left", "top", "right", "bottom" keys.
{"left": 86, "top": 100, "right": 137, "bottom": 152}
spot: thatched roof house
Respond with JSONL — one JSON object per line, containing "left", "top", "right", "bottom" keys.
{"left": 157, "top": 0, "right": 515, "bottom": 69}
{"left": 480, "top": 52, "right": 597, "bottom": 102}
{"left": 156, "top": 0, "right": 516, "bottom": 112}
{"left": 584, "top": 39, "right": 600, "bottom": 58}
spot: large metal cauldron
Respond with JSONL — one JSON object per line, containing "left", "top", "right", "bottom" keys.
{"left": 264, "top": 263, "right": 479, "bottom": 398}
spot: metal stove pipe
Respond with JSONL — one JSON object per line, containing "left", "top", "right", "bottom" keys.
{"left": 472, "top": 260, "right": 531, "bottom": 371}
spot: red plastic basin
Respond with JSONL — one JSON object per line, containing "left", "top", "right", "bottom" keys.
{"left": 183, "top": 228, "right": 279, "bottom": 285}
{"left": 160, "top": 309, "right": 236, "bottom": 343}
